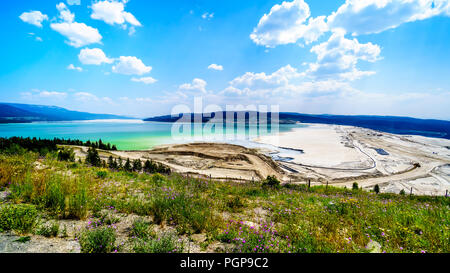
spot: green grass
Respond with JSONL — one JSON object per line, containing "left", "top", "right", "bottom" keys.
{"left": 0, "top": 151, "right": 448, "bottom": 253}
{"left": 36, "top": 221, "right": 60, "bottom": 238}
{"left": 0, "top": 204, "right": 38, "bottom": 234}
{"left": 77, "top": 225, "right": 118, "bottom": 253}
{"left": 131, "top": 231, "right": 185, "bottom": 253}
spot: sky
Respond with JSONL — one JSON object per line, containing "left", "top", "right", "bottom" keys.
{"left": 1, "top": 0, "right": 450, "bottom": 120}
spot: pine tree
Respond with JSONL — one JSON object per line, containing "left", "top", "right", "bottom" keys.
{"left": 124, "top": 158, "right": 132, "bottom": 172}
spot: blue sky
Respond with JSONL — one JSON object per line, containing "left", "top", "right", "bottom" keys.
{"left": 1, "top": 0, "right": 450, "bottom": 119}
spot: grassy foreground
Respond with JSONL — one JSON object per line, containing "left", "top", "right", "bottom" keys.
{"left": 0, "top": 151, "right": 449, "bottom": 253}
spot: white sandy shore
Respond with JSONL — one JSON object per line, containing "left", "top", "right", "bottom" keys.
{"left": 254, "top": 123, "right": 450, "bottom": 196}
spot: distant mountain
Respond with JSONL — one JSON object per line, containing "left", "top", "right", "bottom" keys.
{"left": 144, "top": 111, "right": 450, "bottom": 139}
{"left": 0, "top": 103, "right": 131, "bottom": 123}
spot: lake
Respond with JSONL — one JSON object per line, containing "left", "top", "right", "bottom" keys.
{"left": 0, "top": 120, "right": 303, "bottom": 150}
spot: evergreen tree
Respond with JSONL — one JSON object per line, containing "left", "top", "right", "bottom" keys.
{"left": 124, "top": 158, "right": 132, "bottom": 172}
{"left": 133, "top": 159, "right": 143, "bottom": 172}
{"left": 86, "top": 147, "right": 101, "bottom": 167}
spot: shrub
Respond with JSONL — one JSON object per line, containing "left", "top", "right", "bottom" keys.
{"left": 36, "top": 221, "right": 60, "bottom": 237}
{"left": 96, "top": 170, "right": 108, "bottom": 179}
{"left": 262, "top": 176, "right": 281, "bottom": 188}
{"left": 352, "top": 182, "right": 359, "bottom": 191}
{"left": 0, "top": 204, "right": 38, "bottom": 234}
{"left": 78, "top": 226, "right": 118, "bottom": 253}
{"left": 374, "top": 184, "right": 380, "bottom": 194}
{"left": 132, "top": 231, "right": 184, "bottom": 253}
{"left": 57, "top": 148, "right": 75, "bottom": 162}
{"left": 226, "top": 196, "right": 245, "bottom": 212}
{"left": 150, "top": 187, "right": 216, "bottom": 234}
{"left": 130, "top": 218, "right": 152, "bottom": 239}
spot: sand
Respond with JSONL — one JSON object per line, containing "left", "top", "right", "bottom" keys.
{"left": 255, "top": 124, "right": 450, "bottom": 196}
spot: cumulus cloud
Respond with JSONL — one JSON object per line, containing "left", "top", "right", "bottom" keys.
{"left": 74, "top": 92, "right": 100, "bottom": 102}
{"left": 112, "top": 56, "right": 152, "bottom": 75}
{"left": 328, "top": 0, "right": 450, "bottom": 36}
{"left": 50, "top": 3, "right": 102, "bottom": 48}
{"left": 56, "top": 2, "right": 75, "bottom": 23}
{"left": 250, "top": 0, "right": 328, "bottom": 47}
{"left": 67, "top": 64, "right": 83, "bottom": 71}
{"left": 51, "top": 22, "right": 102, "bottom": 47}
{"left": 251, "top": 0, "right": 450, "bottom": 48}
{"left": 306, "top": 29, "right": 381, "bottom": 81}
{"left": 91, "top": 0, "right": 142, "bottom": 27}
{"left": 179, "top": 78, "right": 208, "bottom": 93}
{"left": 78, "top": 48, "right": 113, "bottom": 65}
{"left": 230, "top": 65, "right": 303, "bottom": 89}
{"left": 131, "top": 77, "right": 157, "bottom": 84}
{"left": 208, "top": 64, "right": 223, "bottom": 71}
{"left": 19, "top": 11, "right": 48, "bottom": 27}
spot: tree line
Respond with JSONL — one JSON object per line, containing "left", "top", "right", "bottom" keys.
{"left": 0, "top": 137, "right": 117, "bottom": 156}
{"left": 85, "top": 147, "right": 171, "bottom": 175}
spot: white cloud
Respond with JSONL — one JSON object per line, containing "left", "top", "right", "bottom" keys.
{"left": 51, "top": 22, "right": 102, "bottom": 47}
{"left": 19, "top": 11, "right": 48, "bottom": 27}
{"left": 202, "top": 12, "right": 214, "bottom": 19}
{"left": 78, "top": 48, "right": 113, "bottom": 65}
{"left": 250, "top": 0, "right": 328, "bottom": 47}
{"left": 57, "top": 2, "right": 75, "bottom": 23}
{"left": 230, "top": 65, "right": 303, "bottom": 89}
{"left": 112, "top": 56, "right": 152, "bottom": 75}
{"left": 179, "top": 78, "right": 208, "bottom": 93}
{"left": 306, "top": 29, "right": 381, "bottom": 81}
{"left": 50, "top": 4, "right": 102, "bottom": 48}
{"left": 74, "top": 92, "right": 99, "bottom": 102}
{"left": 67, "top": 64, "right": 83, "bottom": 71}
{"left": 67, "top": 0, "right": 81, "bottom": 5}
{"left": 328, "top": 0, "right": 450, "bottom": 36}
{"left": 39, "top": 91, "right": 68, "bottom": 99}
{"left": 208, "top": 64, "right": 223, "bottom": 71}
{"left": 131, "top": 77, "right": 157, "bottom": 84}
{"left": 91, "top": 0, "right": 142, "bottom": 27}
{"left": 22, "top": 90, "right": 68, "bottom": 100}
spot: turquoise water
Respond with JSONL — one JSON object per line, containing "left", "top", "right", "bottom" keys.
{"left": 0, "top": 120, "right": 303, "bottom": 150}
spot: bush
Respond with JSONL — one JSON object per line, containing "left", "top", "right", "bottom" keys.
{"left": 0, "top": 204, "right": 38, "bottom": 234}
{"left": 96, "top": 170, "right": 108, "bottom": 179}
{"left": 130, "top": 218, "right": 152, "bottom": 239}
{"left": 132, "top": 231, "right": 184, "bottom": 253}
{"left": 352, "top": 182, "right": 359, "bottom": 191}
{"left": 36, "top": 221, "right": 60, "bottom": 237}
{"left": 78, "top": 226, "right": 118, "bottom": 253}
{"left": 57, "top": 148, "right": 75, "bottom": 162}
{"left": 262, "top": 176, "right": 281, "bottom": 188}
{"left": 226, "top": 196, "right": 245, "bottom": 212}
{"left": 374, "top": 184, "right": 380, "bottom": 194}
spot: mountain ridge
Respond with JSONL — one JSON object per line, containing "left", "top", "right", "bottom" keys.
{"left": 0, "top": 103, "right": 131, "bottom": 123}
{"left": 144, "top": 111, "right": 450, "bottom": 140}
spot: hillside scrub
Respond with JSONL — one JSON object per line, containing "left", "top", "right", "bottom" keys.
{"left": 0, "top": 150, "right": 448, "bottom": 253}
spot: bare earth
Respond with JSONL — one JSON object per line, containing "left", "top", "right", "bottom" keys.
{"left": 69, "top": 124, "right": 450, "bottom": 196}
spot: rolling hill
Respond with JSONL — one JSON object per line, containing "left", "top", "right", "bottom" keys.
{"left": 0, "top": 103, "right": 130, "bottom": 123}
